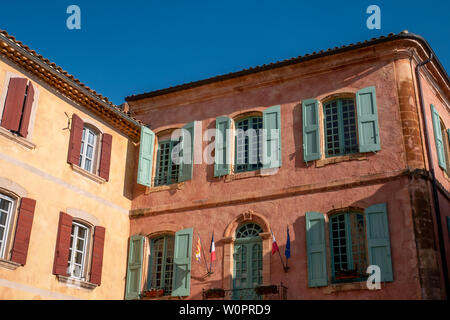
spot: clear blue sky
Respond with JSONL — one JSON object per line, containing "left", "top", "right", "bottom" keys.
{"left": 1, "top": 0, "right": 449, "bottom": 105}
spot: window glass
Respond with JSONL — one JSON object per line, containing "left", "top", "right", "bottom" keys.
{"left": 150, "top": 235, "right": 175, "bottom": 295}
{"left": 329, "top": 212, "right": 368, "bottom": 283}
{"left": 324, "top": 99, "right": 358, "bottom": 157}
{"left": 0, "top": 194, "right": 14, "bottom": 258}
{"left": 155, "top": 139, "right": 180, "bottom": 186}
{"left": 235, "top": 116, "right": 263, "bottom": 173}
{"left": 67, "top": 222, "right": 89, "bottom": 279}
{"left": 79, "top": 126, "right": 97, "bottom": 173}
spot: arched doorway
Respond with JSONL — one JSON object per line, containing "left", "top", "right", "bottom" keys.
{"left": 232, "top": 223, "right": 263, "bottom": 300}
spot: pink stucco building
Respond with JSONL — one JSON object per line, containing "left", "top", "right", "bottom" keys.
{"left": 124, "top": 31, "right": 450, "bottom": 300}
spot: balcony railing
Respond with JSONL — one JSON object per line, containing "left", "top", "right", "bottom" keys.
{"left": 202, "top": 283, "right": 287, "bottom": 300}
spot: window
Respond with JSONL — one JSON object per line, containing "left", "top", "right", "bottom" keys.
{"left": 0, "top": 193, "right": 14, "bottom": 259}
{"left": 67, "top": 221, "right": 90, "bottom": 280}
{"left": 302, "top": 86, "right": 380, "bottom": 163}
{"left": 0, "top": 77, "right": 36, "bottom": 138}
{"left": 149, "top": 235, "right": 175, "bottom": 295}
{"left": 233, "top": 223, "right": 263, "bottom": 300}
{"left": 440, "top": 120, "right": 450, "bottom": 174}
{"left": 235, "top": 116, "right": 263, "bottom": 173}
{"left": 79, "top": 126, "right": 98, "bottom": 173}
{"left": 324, "top": 98, "right": 358, "bottom": 157}
{"left": 154, "top": 139, "right": 180, "bottom": 186}
{"left": 329, "top": 211, "right": 368, "bottom": 283}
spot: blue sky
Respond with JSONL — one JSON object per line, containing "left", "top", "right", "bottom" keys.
{"left": 0, "top": 0, "right": 449, "bottom": 105}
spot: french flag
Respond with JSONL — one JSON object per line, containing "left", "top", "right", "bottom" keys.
{"left": 210, "top": 233, "right": 216, "bottom": 262}
{"left": 272, "top": 231, "right": 279, "bottom": 255}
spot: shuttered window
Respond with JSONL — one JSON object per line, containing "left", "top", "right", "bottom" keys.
{"left": 0, "top": 195, "right": 36, "bottom": 265}
{"left": 148, "top": 235, "right": 175, "bottom": 295}
{"left": 53, "top": 212, "right": 105, "bottom": 285}
{"left": 0, "top": 78, "right": 35, "bottom": 138}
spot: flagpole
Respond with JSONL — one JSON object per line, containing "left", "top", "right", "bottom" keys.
{"left": 209, "top": 231, "right": 214, "bottom": 274}
{"left": 198, "top": 232, "right": 210, "bottom": 276}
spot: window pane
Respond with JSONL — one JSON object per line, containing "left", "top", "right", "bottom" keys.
{"left": 0, "top": 199, "right": 11, "bottom": 212}
{"left": 0, "top": 212, "right": 6, "bottom": 225}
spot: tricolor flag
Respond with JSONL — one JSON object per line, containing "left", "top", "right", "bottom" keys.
{"left": 210, "top": 233, "right": 216, "bottom": 262}
{"left": 271, "top": 230, "right": 279, "bottom": 255}
{"left": 195, "top": 234, "right": 201, "bottom": 263}
{"left": 285, "top": 225, "right": 291, "bottom": 260}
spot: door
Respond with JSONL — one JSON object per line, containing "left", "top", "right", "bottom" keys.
{"left": 232, "top": 223, "right": 263, "bottom": 300}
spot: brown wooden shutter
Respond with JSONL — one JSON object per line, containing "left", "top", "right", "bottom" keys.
{"left": 1, "top": 78, "right": 28, "bottom": 132}
{"left": 10, "top": 198, "right": 36, "bottom": 265}
{"left": 52, "top": 212, "right": 73, "bottom": 276}
{"left": 18, "top": 82, "right": 34, "bottom": 138}
{"left": 90, "top": 226, "right": 105, "bottom": 286}
{"left": 67, "top": 114, "right": 84, "bottom": 166}
{"left": 98, "top": 133, "right": 112, "bottom": 181}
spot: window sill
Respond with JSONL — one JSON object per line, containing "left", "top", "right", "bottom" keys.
{"left": 0, "top": 126, "right": 36, "bottom": 150}
{"left": 141, "top": 295, "right": 184, "bottom": 300}
{"left": 0, "top": 258, "right": 21, "bottom": 270}
{"left": 145, "top": 182, "right": 185, "bottom": 195}
{"left": 315, "top": 153, "right": 368, "bottom": 168}
{"left": 71, "top": 164, "right": 106, "bottom": 184}
{"left": 224, "top": 168, "right": 278, "bottom": 182}
{"left": 322, "top": 281, "right": 382, "bottom": 294}
{"left": 56, "top": 275, "right": 98, "bottom": 290}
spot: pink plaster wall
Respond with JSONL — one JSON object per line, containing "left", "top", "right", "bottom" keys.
{"left": 127, "top": 42, "right": 449, "bottom": 299}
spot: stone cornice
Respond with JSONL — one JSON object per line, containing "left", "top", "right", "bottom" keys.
{"left": 130, "top": 169, "right": 414, "bottom": 218}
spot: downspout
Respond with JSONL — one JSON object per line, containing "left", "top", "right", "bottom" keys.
{"left": 415, "top": 53, "right": 450, "bottom": 300}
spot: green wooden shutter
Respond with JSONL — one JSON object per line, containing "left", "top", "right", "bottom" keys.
{"left": 305, "top": 212, "right": 328, "bottom": 287}
{"left": 365, "top": 203, "right": 393, "bottom": 282}
{"left": 447, "top": 129, "right": 450, "bottom": 145}
{"left": 172, "top": 228, "right": 193, "bottom": 297}
{"left": 302, "top": 99, "right": 321, "bottom": 162}
{"left": 178, "top": 122, "right": 195, "bottom": 182}
{"left": 431, "top": 105, "right": 446, "bottom": 170}
{"left": 125, "top": 235, "right": 145, "bottom": 300}
{"left": 262, "top": 105, "right": 281, "bottom": 169}
{"left": 356, "top": 86, "right": 381, "bottom": 153}
{"left": 137, "top": 126, "right": 155, "bottom": 187}
{"left": 214, "top": 116, "right": 231, "bottom": 177}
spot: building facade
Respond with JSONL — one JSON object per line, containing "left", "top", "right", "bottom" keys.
{"left": 0, "top": 29, "right": 449, "bottom": 300}
{"left": 125, "top": 31, "right": 450, "bottom": 300}
{"left": 0, "top": 30, "right": 140, "bottom": 299}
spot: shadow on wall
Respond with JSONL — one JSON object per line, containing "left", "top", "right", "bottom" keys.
{"left": 123, "top": 139, "right": 137, "bottom": 200}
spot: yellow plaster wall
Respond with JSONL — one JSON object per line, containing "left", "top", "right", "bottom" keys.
{"left": 0, "top": 58, "right": 134, "bottom": 299}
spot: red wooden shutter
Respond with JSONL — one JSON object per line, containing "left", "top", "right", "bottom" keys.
{"left": 90, "top": 226, "right": 105, "bottom": 286}
{"left": 18, "top": 82, "right": 35, "bottom": 138}
{"left": 10, "top": 198, "right": 36, "bottom": 265}
{"left": 52, "top": 212, "right": 73, "bottom": 276}
{"left": 1, "top": 78, "right": 27, "bottom": 132}
{"left": 67, "top": 114, "right": 84, "bottom": 165}
{"left": 98, "top": 133, "right": 112, "bottom": 181}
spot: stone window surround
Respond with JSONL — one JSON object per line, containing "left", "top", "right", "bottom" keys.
{"left": 221, "top": 210, "right": 272, "bottom": 291}
{"left": 56, "top": 208, "right": 101, "bottom": 291}
{"left": 0, "top": 178, "right": 27, "bottom": 270}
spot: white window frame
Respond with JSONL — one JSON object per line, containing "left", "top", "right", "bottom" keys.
{"left": 0, "top": 193, "right": 14, "bottom": 259}
{"left": 79, "top": 126, "right": 98, "bottom": 174}
{"left": 67, "top": 221, "right": 89, "bottom": 280}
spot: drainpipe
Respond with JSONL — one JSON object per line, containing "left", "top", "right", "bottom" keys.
{"left": 415, "top": 52, "right": 450, "bottom": 300}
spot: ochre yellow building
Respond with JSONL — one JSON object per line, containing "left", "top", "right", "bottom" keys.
{"left": 0, "top": 30, "right": 140, "bottom": 299}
